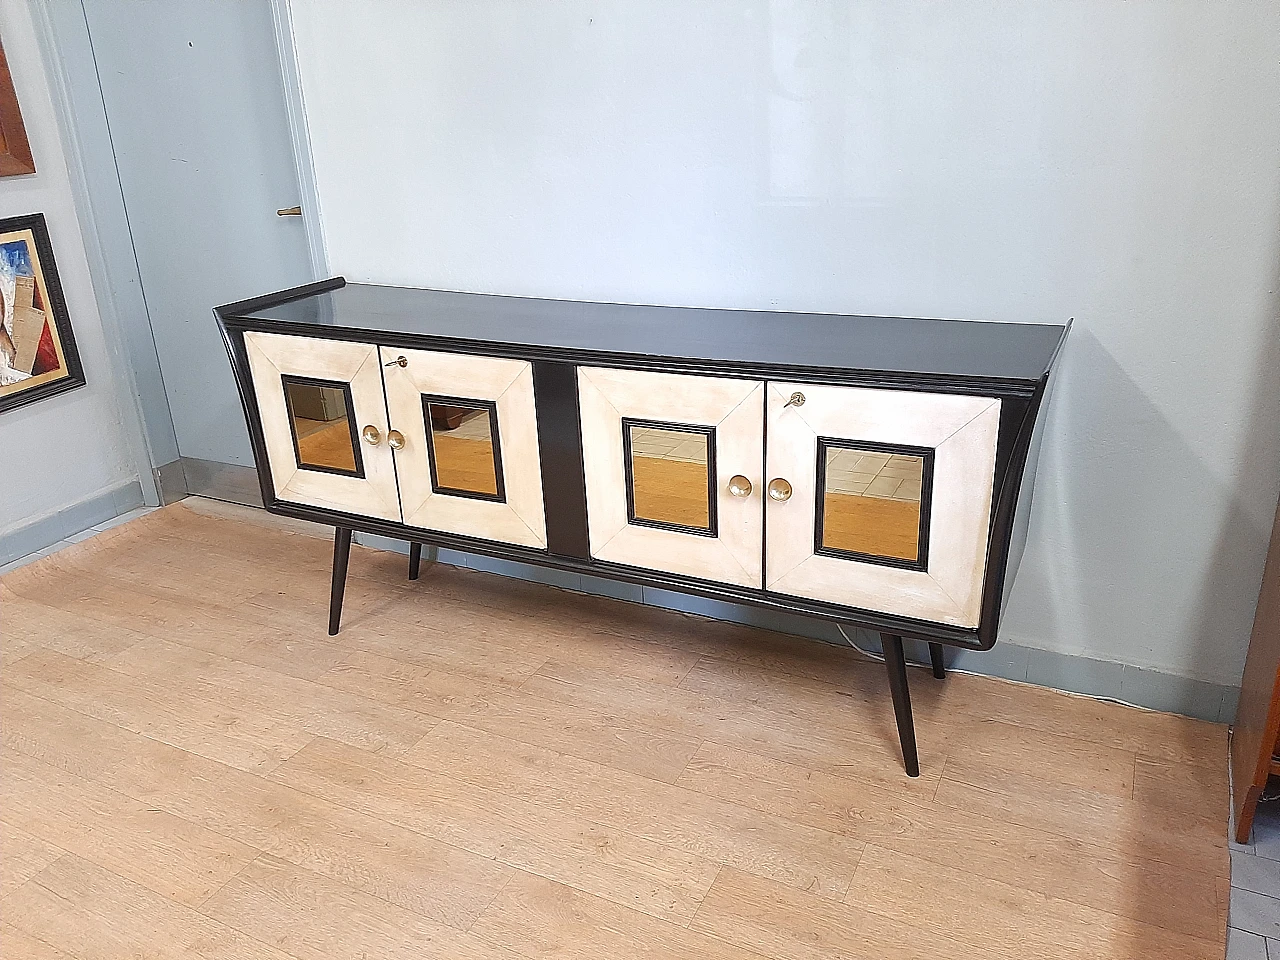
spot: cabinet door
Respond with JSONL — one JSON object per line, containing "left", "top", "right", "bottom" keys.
{"left": 381, "top": 347, "right": 547, "bottom": 548}
{"left": 578, "top": 367, "right": 763, "bottom": 587}
{"left": 243, "top": 331, "right": 401, "bottom": 521}
{"left": 765, "top": 382, "right": 1000, "bottom": 627}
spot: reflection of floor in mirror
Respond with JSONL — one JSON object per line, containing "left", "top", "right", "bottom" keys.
{"left": 631, "top": 455, "right": 710, "bottom": 529}
{"left": 295, "top": 417, "right": 358, "bottom": 473}
{"left": 821, "top": 491, "right": 921, "bottom": 562}
{"left": 430, "top": 433, "right": 500, "bottom": 496}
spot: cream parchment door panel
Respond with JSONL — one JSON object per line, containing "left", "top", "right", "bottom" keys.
{"left": 381, "top": 347, "right": 546, "bottom": 549}
{"left": 578, "top": 367, "right": 763, "bottom": 587}
{"left": 765, "top": 382, "right": 1000, "bottom": 627}
{"left": 244, "top": 331, "right": 401, "bottom": 521}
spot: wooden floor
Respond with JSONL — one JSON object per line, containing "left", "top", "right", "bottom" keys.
{"left": 0, "top": 500, "right": 1231, "bottom": 959}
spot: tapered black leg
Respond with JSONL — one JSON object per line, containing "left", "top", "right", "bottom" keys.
{"left": 880, "top": 633, "right": 920, "bottom": 777}
{"left": 408, "top": 542, "right": 422, "bottom": 581}
{"left": 328, "top": 527, "right": 352, "bottom": 636}
{"left": 928, "top": 642, "right": 946, "bottom": 679}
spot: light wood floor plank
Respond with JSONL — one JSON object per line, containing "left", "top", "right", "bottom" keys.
{"left": 470, "top": 870, "right": 761, "bottom": 960}
{"left": 201, "top": 854, "right": 521, "bottom": 960}
{"left": 845, "top": 844, "right": 1223, "bottom": 960}
{"left": 690, "top": 866, "right": 975, "bottom": 960}
{"left": 102, "top": 635, "right": 438, "bottom": 758}
{"left": 526, "top": 657, "right": 944, "bottom": 799}
{"left": 401, "top": 720, "right": 865, "bottom": 899}
{"left": 0, "top": 746, "right": 258, "bottom": 907}
{"left": 0, "top": 689, "right": 516, "bottom": 932}
{"left": 3, "top": 854, "right": 295, "bottom": 960}
{"left": 5, "top": 649, "right": 312, "bottom": 773}
{"left": 271, "top": 736, "right": 722, "bottom": 924}
{"left": 677, "top": 741, "right": 1223, "bottom": 942}
{"left": 0, "top": 820, "right": 64, "bottom": 899}
{"left": 0, "top": 922, "right": 77, "bottom": 960}
{"left": 0, "top": 501, "right": 1230, "bottom": 959}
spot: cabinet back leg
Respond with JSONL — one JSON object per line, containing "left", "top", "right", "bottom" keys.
{"left": 880, "top": 633, "right": 920, "bottom": 777}
{"left": 408, "top": 542, "right": 422, "bottom": 581}
{"left": 928, "top": 642, "right": 946, "bottom": 679}
{"left": 329, "top": 528, "right": 352, "bottom": 636}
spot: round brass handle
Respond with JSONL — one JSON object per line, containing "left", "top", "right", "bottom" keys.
{"left": 727, "top": 475, "right": 753, "bottom": 498}
{"left": 387, "top": 429, "right": 406, "bottom": 450}
{"left": 767, "top": 478, "right": 793, "bottom": 502}
{"left": 361, "top": 425, "right": 382, "bottom": 446}
{"left": 784, "top": 392, "right": 806, "bottom": 408}
{"left": 385, "top": 355, "right": 408, "bottom": 368}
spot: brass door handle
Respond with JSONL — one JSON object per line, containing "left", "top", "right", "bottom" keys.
{"left": 767, "top": 478, "right": 793, "bottom": 502}
{"left": 727, "top": 475, "right": 753, "bottom": 498}
{"left": 784, "top": 392, "right": 805, "bottom": 408}
{"left": 361, "top": 425, "right": 382, "bottom": 445}
{"left": 385, "top": 355, "right": 408, "bottom": 368}
{"left": 276, "top": 206, "right": 302, "bottom": 216}
{"left": 387, "top": 429, "right": 406, "bottom": 450}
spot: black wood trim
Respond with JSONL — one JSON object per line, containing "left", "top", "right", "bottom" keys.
{"left": 812, "top": 438, "right": 934, "bottom": 572}
{"left": 421, "top": 395, "right": 506, "bottom": 503}
{"left": 532, "top": 361, "right": 591, "bottom": 560}
{"left": 221, "top": 315, "right": 1042, "bottom": 400}
{"left": 215, "top": 276, "right": 346, "bottom": 321}
{"left": 217, "top": 320, "right": 278, "bottom": 510}
{"left": 280, "top": 374, "right": 365, "bottom": 479}
{"left": 621, "top": 417, "right": 718, "bottom": 538}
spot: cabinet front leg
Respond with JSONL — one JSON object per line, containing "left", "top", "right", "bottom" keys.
{"left": 408, "top": 542, "right": 422, "bottom": 581}
{"left": 881, "top": 633, "right": 920, "bottom": 777}
{"left": 329, "top": 527, "right": 352, "bottom": 636}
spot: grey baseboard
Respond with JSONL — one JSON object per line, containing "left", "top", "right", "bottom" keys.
{"left": 184, "top": 464, "right": 1243, "bottom": 725}
{"left": 180, "top": 457, "right": 263, "bottom": 507}
{"left": 0, "top": 479, "right": 143, "bottom": 564}
{"left": 154, "top": 459, "right": 189, "bottom": 505}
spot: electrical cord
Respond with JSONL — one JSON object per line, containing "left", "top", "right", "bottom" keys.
{"left": 833, "top": 623, "right": 1164, "bottom": 714}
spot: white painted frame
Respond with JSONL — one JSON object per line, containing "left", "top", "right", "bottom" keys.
{"left": 382, "top": 347, "right": 546, "bottom": 549}
{"left": 244, "top": 331, "right": 401, "bottom": 521}
{"left": 765, "top": 382, "right": 1001, "bottom": 627}
{"left": 578, "top": 367, "right": 764, "bottom": 587}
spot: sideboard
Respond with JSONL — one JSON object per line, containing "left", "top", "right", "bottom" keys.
{"left": 217, "top": 278, "right": 1069, "bottom": 776}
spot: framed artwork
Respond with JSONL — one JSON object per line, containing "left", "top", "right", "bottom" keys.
{"left": 0, "top": 36, "right": 35, "bottom": 177}
{"left": 0, "top": 213, "right": 84, "bottom": 412}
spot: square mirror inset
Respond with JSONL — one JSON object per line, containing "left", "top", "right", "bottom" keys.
{"left": 282, "top": 375, "right": 363, "bottom": 477}
{"left": 424, "top": 397, "right": 504, "bottom": 501}
{"left": 817, "top": 441, "right": 932, "bottom": 569}
{"left": 624, "top": 419, "right": 716, "bottom": 535}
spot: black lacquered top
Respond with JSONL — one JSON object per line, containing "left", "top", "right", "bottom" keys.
{"left": 223, "top": 279, "right": 1069, "bottom": 389}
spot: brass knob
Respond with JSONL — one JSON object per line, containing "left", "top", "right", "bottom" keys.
{"left": 784, "top": 392, "right": 805, "bottom": 408}
{"left": 727, "top": 475, "right": 753, "bottom": 498}
{"left": 361, "top": 425, "right": 381, "bottom": 445}
{"left": 387, "top": 429, "right": 406, "bottom": 450}
{"left": 767, "top": 478, "right": 793, "bottom": 502}
{"left": 385, "top": 355, "right": 408, "bottom": 368}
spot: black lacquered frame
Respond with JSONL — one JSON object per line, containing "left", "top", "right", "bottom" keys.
{"left": 421, "top": 394, "right": 506, "bottom": 503}
{"left": 216, "top": 276, "right": 1068, "bottom": 654}
{"left": 280, "top": 374, "right": 365, "bottom": 479}
{"left": 813, "top": 438, "right": 934, "bottom": 572}
{"left": 621, "top": 417, "right": 718, "bottom": 538}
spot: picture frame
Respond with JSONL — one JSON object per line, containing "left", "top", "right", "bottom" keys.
{"left": 0, "top": 213, "right": 85, "bottom": 413}
{"left": 0, "top": 36, "right": 35, "bottom": 177}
